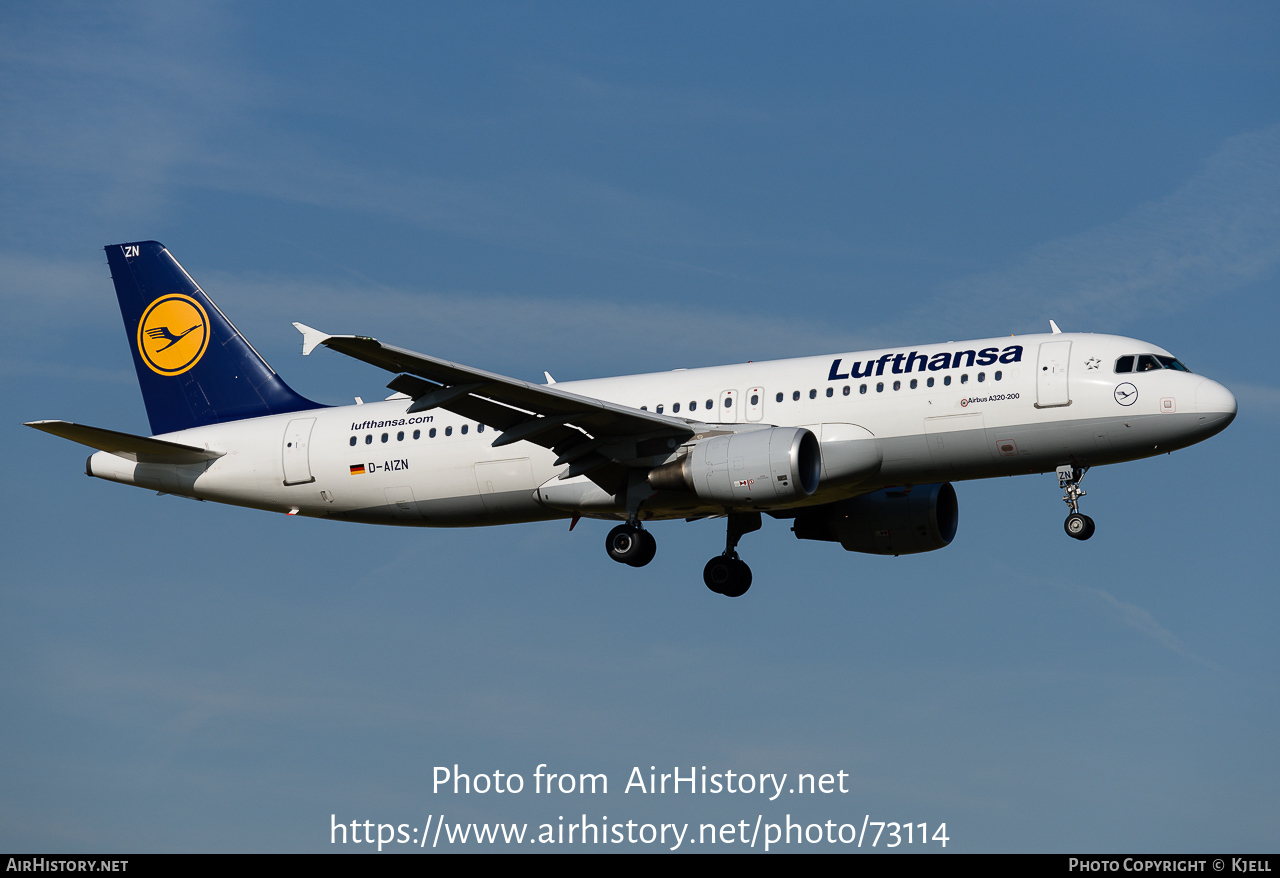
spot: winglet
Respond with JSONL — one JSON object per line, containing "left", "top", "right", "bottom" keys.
{"left": 1049, "top": 320, "right": 1062, "bottom": 334}
{"left": 293, "top": 322, "right": 332, "bottom": 356}
{"left": 543, "top": 371, "right": 557, "bottom": 385}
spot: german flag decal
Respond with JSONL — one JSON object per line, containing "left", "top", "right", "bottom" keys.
{"left": 350, "top": 464, "right": 366, "bottom": 475}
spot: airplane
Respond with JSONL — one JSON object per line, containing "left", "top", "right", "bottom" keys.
{"left": 26, "top": 241, "right": 1238, "bottom": 597}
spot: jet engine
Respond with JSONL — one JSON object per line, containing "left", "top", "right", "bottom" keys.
{"left": 647, "top": 426, "right": 821, "bottom": 506}
{"left": 791, "top": 482, "right": 958, "bottom": 555}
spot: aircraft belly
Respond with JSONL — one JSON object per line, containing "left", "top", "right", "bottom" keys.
{"left": 334, "top": 492, "right": 558, "bottom": 527}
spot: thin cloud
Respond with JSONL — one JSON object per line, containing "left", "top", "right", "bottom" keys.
{"left": 1080, "top": 585, "right": 1214, "bottom": 668}
{"left": 0, "top": 248, "right": 871, "bottom": 380}
{"left": 202, "top": 272, "right": 874, "bottom": 376}
{"left": 1230, "top": 383, "right": 1280, "bottom": 418}
{"left": 891, "top": 124, "right": 1280, "bottom": 340}
{"left": 0, "top": 251, "right": 114, "bottom": 326}
{"left": 0, "top": 4, "right": 256, "bottom": 223}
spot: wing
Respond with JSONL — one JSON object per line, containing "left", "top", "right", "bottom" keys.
{"left": 295, "top": 324, "right": 698, "bottom": 494}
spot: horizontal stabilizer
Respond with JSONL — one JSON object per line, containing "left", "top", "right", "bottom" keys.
{"left": 24, "top": 420, "right": 224, "bottom": 464}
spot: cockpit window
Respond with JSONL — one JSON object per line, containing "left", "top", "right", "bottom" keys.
{"left": 1117, "top": 353, "right": 1192, "bottom": 374}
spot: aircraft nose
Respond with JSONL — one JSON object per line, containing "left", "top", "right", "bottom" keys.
{"left": 1195, "top": 378, "right": 1237, "bottom": 422}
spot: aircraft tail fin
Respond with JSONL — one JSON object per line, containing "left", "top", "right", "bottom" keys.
{"left": 105, "top": 241, "right": 323, "bottom": 435}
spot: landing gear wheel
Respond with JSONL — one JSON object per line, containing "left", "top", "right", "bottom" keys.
{"left": 1064, "top": 512, "right": 1095, "bottom": 541}
{"left": 605, "top": 524, "right": 645, "bottom": 564}
{"left": 1056, "top": 466, "right": 1095, "bottom": 541}
{"left": 703, "top": 556, "right": 752, "bottom": 597}
{"left": 703, "top": 556, "right": 732, "bottom": 594}
{"left": 722, "top": 559, "right": 752, "bottom": 597}
{"left": 626, "top": 529, "right": 657, "bottom": 567}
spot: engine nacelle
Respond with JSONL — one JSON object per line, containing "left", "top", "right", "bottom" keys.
{"left": 648, "top": 426, "right": 821, "bottom": 506}
{"left": 791, "top": 482, "right": 958, "bottom": 555}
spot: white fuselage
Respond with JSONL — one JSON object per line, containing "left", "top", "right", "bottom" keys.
{"left": 85, "top": 332, "right": 1237, "bottom": 526}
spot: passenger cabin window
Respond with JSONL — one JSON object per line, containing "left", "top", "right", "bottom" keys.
{"left": 657, "top": 404, "right": 664, "bottom": 414}
{"left": 860, "top": 384, "right": 867, "bottom": 394}
{"left": 413, "top": 429, "right": 420, "bottom": 439}
{"left": 994, "top": 371, "right": 1002, "bottom": 381}
{"left": 672, "top": 402, "right": 681, "bottom": 413}
{"left": 397, "top": 431, "right": 404, "bottom": 441}
{"left": 978, "top": 373, "right": 985, "bottom": 383}
{"left": 775, "top": 392, "right": 783, "bottom": 403}
{"left": 910, "top": 379, "right": 918, "bottom": 389}
{"left": 961, "top": 374, "right": 968, "bottom": 384}
{"left": 944, "top": 376, "right": 952, "bottom": 386}
{"left": 1115, "top": 355, "right": 1135, "bottom": 373}
{"left": 429, "top": 428, "right": 437, "bottom": 438}
{"left": 876, "top": 382, "right": 884, "bottom": 392}
{"left": 461, "top": 424, "right": 468, "bottom": 434}
{"left": 927, "top": 377, "right": 935, "bottom": 387}
{"left": 843, "top": 385, "right": 850, "bottom": 396}
{"left": 365, "top": 435, "right": 372, "bottom": 444}
{"left": 381, "top": 433, "right": 388, "bottom": 443}
{"left": 705, "top": 400, "right": 712, "bottom": 409}
{"left": 825, "top": 387, "right": 833, "bottom": 397}
{"left": 445, "top": 426, "right": 452, "bottom": 436}
{"left": 349, "top": 436, "right": 356, "bottom": 446}
{"left": 893, "top": 380, "right": 900, "bottom": 391}
{"left": 690, "top": 401, "right": 697, "bottom": 410}
{"left": 793, "top": 391, "right": 800, "bottom": 401}
{"left": 750, "top": 394, "right": 759, "bottom": 405}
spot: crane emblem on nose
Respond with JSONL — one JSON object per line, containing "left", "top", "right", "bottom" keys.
{"left": 1114, "top": 383, "right": 1138, "bottom": 406}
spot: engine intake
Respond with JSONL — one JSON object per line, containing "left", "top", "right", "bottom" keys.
{"left": 791, "top": 482, "right": 958, "bottom": 555}
{"left": 648, "top": 426, "right": 820, "bottom": 506}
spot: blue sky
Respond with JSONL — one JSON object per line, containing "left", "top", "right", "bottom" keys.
{"left": 2, "top": 2, "right": 1277, "bottom": 852}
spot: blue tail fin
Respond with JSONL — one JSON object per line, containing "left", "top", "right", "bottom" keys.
{"left": 106, "top": 241, "right": 324, "bottom": 435}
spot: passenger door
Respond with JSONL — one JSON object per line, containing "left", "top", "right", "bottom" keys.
{"left": 281, "top": 417, "right": 316, "bottom": 485}
{"left": 1036, "top": 341, "right": 1072, "bottom": 408}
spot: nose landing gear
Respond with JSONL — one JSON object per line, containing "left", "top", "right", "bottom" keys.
{"left": 1058, "top": 465, "right": 1095, "bottom": 541}
{"left": 703, "top": 512, "right": 761, "bottom": 597}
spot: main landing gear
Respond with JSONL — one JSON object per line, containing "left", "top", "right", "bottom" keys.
{"left": 603, "top": 511, "right": 761, "bottom": 597}
{"left": 703, "top": 512, "right": 761, "bottom": 598}
{"left": 1058, "top": 465, "right": 1096, "bottom": 541}
{"left": 605, "top": 521, "right": 657, "bottom": 567}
